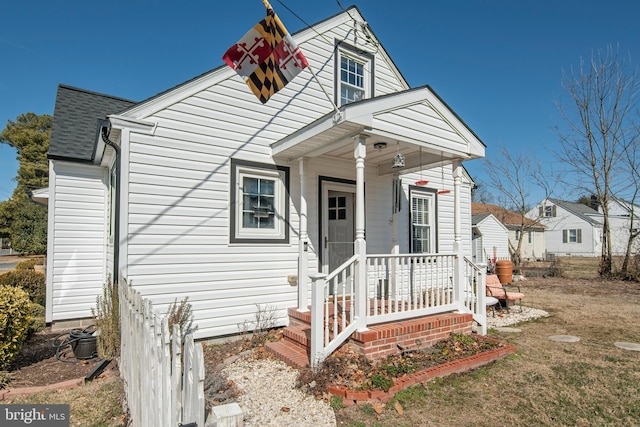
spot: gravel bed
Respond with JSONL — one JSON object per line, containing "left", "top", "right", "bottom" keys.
{"left": 222, "top": 356, "right": 336, "bottom": 427}
{"left": 486, "top": 305, "right": 549, "bottom": 329}
{"left": 217, "top": 308, "right": 547, "bottom": 425}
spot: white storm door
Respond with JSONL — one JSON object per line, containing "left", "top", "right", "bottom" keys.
{"left": 323, "top": 184, "right": 356, "bottom": 274}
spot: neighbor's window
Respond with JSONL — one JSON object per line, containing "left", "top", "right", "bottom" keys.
{"left": 543, "top": 205, "right": 555, "bottom": 217}
{"left": 231, "top": 160, "right": 289, "bottom": 243}
{"left": 410, "top": 188, "right": 437, "bottom": 253}
{"left": 515, "top": 230, "right": 521, "bottom": 241}
{"left": 336, "top": 43, "right": 373, "bottom": 106}
{"left": 563, "top": 228, "right": 582, "bottom": 244}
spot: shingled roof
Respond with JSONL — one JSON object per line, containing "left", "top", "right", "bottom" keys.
{"left": 472, "top": 202, "right": 545, "bottom": 230}
{"left": 49, "top": 84, "right": 136, "bottom": 162}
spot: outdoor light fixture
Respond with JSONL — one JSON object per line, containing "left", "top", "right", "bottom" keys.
{"left": 392, "top": 142, "right": 405, "bottom": 169}
{"left": 373, "top": 142, "right": 387, "bottom": 150}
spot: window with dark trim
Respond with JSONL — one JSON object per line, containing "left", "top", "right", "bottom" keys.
{"left": 230, "top": 159, "right": 289, "bottom": 244}
{"left": 562, "top": 228, "right": 582, "bottom": 243}
{"left": 409, "top": 187, "right": 437, "bottom": 253}
{"left": 335, "top": 42, "right": 374, "bottom": 106}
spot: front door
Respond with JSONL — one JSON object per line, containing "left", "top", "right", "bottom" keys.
{"left": 322, "top": 182, "right": 356, "bottom": 274}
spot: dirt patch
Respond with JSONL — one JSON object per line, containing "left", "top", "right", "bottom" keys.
{"left": 3, "top": 328, "right": 106, "bottom": 389}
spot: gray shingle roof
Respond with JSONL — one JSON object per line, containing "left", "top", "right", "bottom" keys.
{"left": 549, "top": 198, "right": 602, "bottom": 226}
{"left": 49, "top": 85, "right": 136, "bottom": 162}
{"left": 472, "top": 213, "right": 491, "bottom": 225}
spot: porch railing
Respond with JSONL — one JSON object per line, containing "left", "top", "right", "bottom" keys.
{"left": 463, "top": 258, "right": 488, "bottom": 335}
{"left": 366, "top": 254, "right": 457, "bottom": 324}
{"left": 309, "top": 254, "right": 359, "bottom": 368}
{"left": 308, "top": 253, "right": 488, "bottom": 368}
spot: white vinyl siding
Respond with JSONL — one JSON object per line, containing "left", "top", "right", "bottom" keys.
{"left": 120, "top": 14, "right": 409, "bottom": 339}
{"left": 48, "top": 161, "right": 107, "bottom": 322}
{"left": 107, "top": 9, "right": 479, "bottom": 341}
{"left": 473, "top": 214, "right": 509, "bottom": 262}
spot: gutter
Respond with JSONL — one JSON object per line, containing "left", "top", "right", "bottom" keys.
{"left": 100, "top": 121, "right": 121, "bottom": 284}
{"left": 99, "top": 117, "right": 155, "bottom": 285}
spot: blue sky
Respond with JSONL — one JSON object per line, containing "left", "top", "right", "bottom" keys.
{"left": 1, "top": 0, "right": 639, "bottom": 203}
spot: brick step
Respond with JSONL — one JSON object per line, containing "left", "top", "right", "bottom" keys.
{"left": 281, "top": 324, "right": 310, "bottom": 348}
{"left": 287, "top": 307, "right": 311, "bottom": 326}
{"left": 265, "top": 339, "right": 309, "bottom": 368}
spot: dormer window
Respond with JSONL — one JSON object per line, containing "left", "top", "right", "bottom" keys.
{"left": 340, "top": 56, "right": 365, "bottom": 104}
{"left": 335, "top": 42, "right": 373, "bottom": 106}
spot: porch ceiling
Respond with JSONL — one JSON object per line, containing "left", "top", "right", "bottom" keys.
{"left": 271, "top": 86, "right": 485, "bottom": 176}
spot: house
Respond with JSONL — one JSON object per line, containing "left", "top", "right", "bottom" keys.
{"left": 527, "top": 198, "right": 601, "bottom": 257}
{"left": 585, "top": 196, "right": 640, "bottom": 256}
{"left": 471, "top": 212, "right": 509, "bottom": 264}
{"left": 45, "top": 6, "right": 488, "bottom": 363}
{"left": 473, "top": 202, "right": 545, "bottom": 261}
{"left": 606, "top": 197, "right": 640, "bottom": 256}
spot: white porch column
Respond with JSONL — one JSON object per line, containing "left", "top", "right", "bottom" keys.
{"left": 354, "top": 135, "right": 368, "bottom": 331}
{"left": 452, "top": 160, "right": 465, "bottom": 310}
{"left": 297, "top": 158, "right": 309, "bottom": 311}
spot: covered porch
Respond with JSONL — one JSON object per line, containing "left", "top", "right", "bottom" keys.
{"left": 271, "top": 86, "right": 487, "bottom": 367}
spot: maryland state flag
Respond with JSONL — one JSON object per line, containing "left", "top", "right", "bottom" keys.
{"left": 222, "top": 0, "right": 308, "bottom": 104}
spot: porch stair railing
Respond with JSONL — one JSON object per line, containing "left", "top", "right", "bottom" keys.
{"left": 307, "top": 253, "right": 487, "bottom": 368}
{"left": 463, "top": 257, "right": 488, "bottom": 335}
{"left": 309, "top": 254, "right": 359, "bottom": 368}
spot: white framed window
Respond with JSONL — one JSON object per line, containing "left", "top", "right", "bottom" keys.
{"left": 230, "top": 159, "right": 289, "bottom": 243}
{"left": 543, "top": 205, "right": 556, "bottom": 217}
{"left": 562, "top": 228, "right": 582, "bottom": 244}
{"left": 410, "top": 188, "right": 437, "bottom": 253}
{"left": 335, "top": 42, "right": 373, "bottom": 106}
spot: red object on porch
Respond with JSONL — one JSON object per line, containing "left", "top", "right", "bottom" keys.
{"left": 414, "top": 179, "right": 429, "bottom": 186}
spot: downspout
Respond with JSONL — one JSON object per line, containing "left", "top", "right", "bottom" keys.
{"left": 101, "top": 122, "right": 121, "bottom": 284}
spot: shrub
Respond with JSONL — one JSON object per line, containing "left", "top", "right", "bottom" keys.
{"left": 0, "top": 270, "right": 46, "bottom": 306}
{"left": 167, "top": 297, "right": 197, "bottom": 340}
{"left": 93, "top": 278, "right": 120, "bottom": 359}
{"left": 27, "top": 302, "right": 46, "bottom": 334}
{"left": 0, "top": 285, "right": 31, "bottom": 369}
{"left": 15, "top": 258, "right": 44, "bottom": 270}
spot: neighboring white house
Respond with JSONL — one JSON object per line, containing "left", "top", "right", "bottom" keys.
{"left": 528, "top": 198, "right": 602, "bottom": 257}
{"left": 473, "top": 203, "right": 545, "bottom": 261}
{"left": 589, "top": 196, "right": 640, "bottom": 256}
{"left": 45, "top": 6, "right": 486, "bottom": 340}
{"left": 471, "top": 213, "right": 509, "bottom": 263}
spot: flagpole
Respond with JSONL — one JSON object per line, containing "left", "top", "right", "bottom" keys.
{"left": 305, "top": 65, "right": 341, "bottom": 116}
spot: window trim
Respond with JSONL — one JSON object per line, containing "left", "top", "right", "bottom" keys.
{"left": 409, "top": 186, "right": 438, "bottom": 253}
{"left": 230, "top": 159, "right": 290, "bottom": 244}
{"left": 562, "top": 228, "right": 582, "bottom": 244}
{"left": 334, "top": 41, "right": 374, "bottom": 107}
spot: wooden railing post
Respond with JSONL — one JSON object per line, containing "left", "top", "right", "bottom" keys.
{"left": 309, "top": 272, "right": 327, "bottom": 369}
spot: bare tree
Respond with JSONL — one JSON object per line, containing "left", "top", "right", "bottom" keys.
{"left": 620, "top": 136, "right": 640, "bottom": 277}
{"left": 481, "top": 145, "right": 551, "bottom": 266}
{"left": 554, "top": 45, "right": 640, "bottom": 277}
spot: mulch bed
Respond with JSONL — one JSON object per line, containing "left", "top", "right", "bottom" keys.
{"left": 3, "top": 328, "right": 105, "bottom": 389}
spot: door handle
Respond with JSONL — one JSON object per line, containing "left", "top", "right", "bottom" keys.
{"left": 324, "top": 236, "right": 328, "bottom": 249}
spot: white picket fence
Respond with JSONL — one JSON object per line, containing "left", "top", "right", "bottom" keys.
{"left": 119, "top": 280, "right": 205, "bottom": 427}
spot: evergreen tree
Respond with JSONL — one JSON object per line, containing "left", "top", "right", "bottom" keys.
{"left": 0, "top": 113, "right": 52, "bottom": 254}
